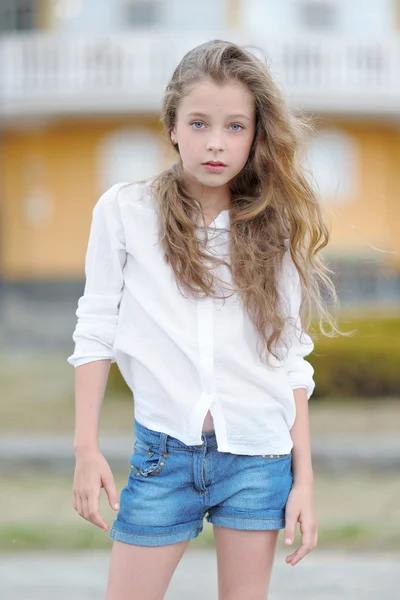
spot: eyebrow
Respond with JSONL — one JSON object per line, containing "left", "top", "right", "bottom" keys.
{"left": 186, "top": 111, "right": 250, "bottom": 122}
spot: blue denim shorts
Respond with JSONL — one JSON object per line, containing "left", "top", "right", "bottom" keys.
{"left": 110, "top": 419, "right": 294, "bottom": 547}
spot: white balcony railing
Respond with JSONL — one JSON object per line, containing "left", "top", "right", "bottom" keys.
{"left": 1, "top": 32, "right": 400, "bottom": 119}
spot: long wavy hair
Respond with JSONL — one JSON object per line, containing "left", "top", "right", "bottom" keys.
{"left": 146, "top": 39, "right": 345, "bottom": 365}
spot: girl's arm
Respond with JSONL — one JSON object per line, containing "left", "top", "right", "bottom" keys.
{"left": 284, "top": 386, "right": 318, "bottom": 566}
{"left": 67, "top": 183, "right": 127, "bottom": 369}
{"left": 279, "top": 250, "right": 315, "bottom": 401}
{"left": 279, "top": 253, "right": 318, "bottom": 564}
{"left": 73, "top": 359, "right": 111, "bottom": 455}
{"left": 279, "top": 252, "right": 315, "bottom": 480}
{"left": 290, "top": 387, "right": 313, "bottom": 485}
{"left": 68, "top": 184, "right": 127, "bottom": 531}
{"left": 68, "top": 184, "right": 127, "bottom": 447}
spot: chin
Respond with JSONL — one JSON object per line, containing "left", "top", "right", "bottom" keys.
{"left": 183, "top": 166, "right": 231, "bottom": 188}
{"left": 198, "top": 171, "right": 231, "bottom": 184}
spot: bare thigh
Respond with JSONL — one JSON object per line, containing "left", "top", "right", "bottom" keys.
{"left": 105, "top": 539, "right": 190, "bottom": 600}
{"left": 213, "top": 525, "right": 279, "bottom": 600}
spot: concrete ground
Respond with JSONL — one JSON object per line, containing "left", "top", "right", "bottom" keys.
{"left": 0, "top": 548, "right": 399, "bottom": 600}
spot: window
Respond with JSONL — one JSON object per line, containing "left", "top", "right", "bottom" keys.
{"left": 0, "top": 0, "right": 36, "bottom": 32}
{"left": 304, "top": 129, "right": 359, "bottom": 203}
{"left": 98, "top": 128, "right": 162, "bottom": 193}
{"left": 122, "top": 0, "right": 162, "bottom": 28}
{"left": 297, "top": 1, "right": 338, "bottom": 31}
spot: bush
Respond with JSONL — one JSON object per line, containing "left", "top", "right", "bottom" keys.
{"left": 106, "top": 362, "right": 131, "bottom": 397}
{"left": 310, "top": 316, "right": 400, "bottom": 398}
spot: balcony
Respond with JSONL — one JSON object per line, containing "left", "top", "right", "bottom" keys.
{"left": 1, "top": 31, "right": 400, "bottom": 121}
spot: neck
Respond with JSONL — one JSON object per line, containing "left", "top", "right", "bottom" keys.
{"left": 183, "top": 172, "right": 232, "bottom": 214}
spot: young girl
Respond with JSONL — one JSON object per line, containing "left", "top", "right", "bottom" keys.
{"left": 68, "top": 39, "right": 339, "bottom": 600}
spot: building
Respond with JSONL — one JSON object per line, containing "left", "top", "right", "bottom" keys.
{"left": 1, "top": 0, "right": 399, "bottom": 348}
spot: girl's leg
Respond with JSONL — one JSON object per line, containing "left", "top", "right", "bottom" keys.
{"left": 213, "top": 525, "right": 279, "bottom": 600}
{"left": 105, "top": 538, "right": 190, "bottom": 600}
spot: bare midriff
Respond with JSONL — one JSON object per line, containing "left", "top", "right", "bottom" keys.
{"left": 200, "top": 208, "right": 229, "bottom": 435}
{"left": 202, "top": 409, "right": 215, "bottom": 432}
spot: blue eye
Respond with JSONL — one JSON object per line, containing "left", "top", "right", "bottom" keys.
{"left": 230, "top": 123, "right": 244, "bottom": 131}
{"left": 190, "top": 121, "right": 244, "bottom": 131}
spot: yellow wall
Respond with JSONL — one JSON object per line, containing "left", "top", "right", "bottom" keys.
{"left": 316, "top": 120, "right": 400, "bottom": 267}
{"left": 37, "top": 0, "right": 52, "bottom": 29}
{"left": 1, "top": 117, "right": 168, "bottom": 279}
{"left": 395, "top": 0, "right": 400, "bottom": 30}
{"left": 226, "top": 0, "right": 241, "bottom": 28}
{"left": 2, "top": 118, "right": 400, "bottom": 280}
{"left": 386, "top": 127, "right": 400, "bottom": 262}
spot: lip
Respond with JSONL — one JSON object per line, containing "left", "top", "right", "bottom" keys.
{"left": 203, "top": 161, "right": 227, "bottom": 166}
{"left": 202, "top": 161, "right": 227, "bottom": 173}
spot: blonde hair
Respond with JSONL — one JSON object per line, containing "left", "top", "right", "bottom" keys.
{"left": 147, "top": 39, "right": 345, "bottom": 364}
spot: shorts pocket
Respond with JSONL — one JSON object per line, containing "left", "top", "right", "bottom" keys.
{"left": 130, "top": 439, "right": 169, "bottom": 478}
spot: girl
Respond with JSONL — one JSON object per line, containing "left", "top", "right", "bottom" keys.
{"left": 68, "top": 40, "right": 340, "bottom": 600}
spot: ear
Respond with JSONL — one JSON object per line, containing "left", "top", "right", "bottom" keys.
{"left": 170, "top": 128, "right": 177, "bottom": 145}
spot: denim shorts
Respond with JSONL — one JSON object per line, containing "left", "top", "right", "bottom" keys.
{"left": 110, "top": 419, "right": 294, "bottom": 547}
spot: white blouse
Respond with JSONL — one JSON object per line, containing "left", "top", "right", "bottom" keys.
{"left": 67, "top": 180, "right": 315, "bottom": 455}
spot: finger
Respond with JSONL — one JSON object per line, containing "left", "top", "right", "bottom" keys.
{"left": 72, "top": 490, "right": 77, "bottom": 511}
{"left": 284, "top": 516, "right": 297, "bottom": 547}
{"left": 286, "top": 542, "right": 312, "bottom": 566}
{"left": 87, "top": 492, "right": 109, "bottom": 531}
{"left": 286, "top": 531, "right": 316, "bottom": 565}
{"left": 82, "top": 495, "right": 90, "bottom": 521}
{"left": 102, "top": 475, "right": 120, "bottom": 511}
{"left": 75, "top": 494, "right": 84, "bottom": 519}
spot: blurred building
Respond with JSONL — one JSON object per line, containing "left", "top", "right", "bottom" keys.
{"left": 0, "top": 0, "right": 399, "bottom": 348}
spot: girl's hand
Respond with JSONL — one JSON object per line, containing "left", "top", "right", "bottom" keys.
{"left": 283, "top": 482, "right": 318, "bottom": 566}
{"left": 73, "top": 449, "right": 120, "bottom": 532}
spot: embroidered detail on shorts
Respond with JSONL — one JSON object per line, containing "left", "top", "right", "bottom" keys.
{"left": 260, "top": 454, "right": 290, "bottom": 460}
{"left": 130, "top": 441, "right": 167, "bottom": 477}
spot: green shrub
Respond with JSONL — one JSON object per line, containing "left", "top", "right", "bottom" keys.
{"left": 106, "top": 362, "right": 131, "bottom": 397}
{"left": 310, "top": 316, "right": 400, "bottom": 398}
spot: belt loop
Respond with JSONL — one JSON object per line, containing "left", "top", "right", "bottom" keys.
{"left": 159, "top": 432, "right": 168, "bottom": 454}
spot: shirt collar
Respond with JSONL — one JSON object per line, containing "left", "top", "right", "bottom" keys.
{"left": 207, "top": 209, "right": 231, "bottom": 230}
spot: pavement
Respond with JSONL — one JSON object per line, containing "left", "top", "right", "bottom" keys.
{"left": 1, "top": 433, "right": 400, "bottom": 473}
{"left": 0, "top": 548, "right": 399, "bottom": 600}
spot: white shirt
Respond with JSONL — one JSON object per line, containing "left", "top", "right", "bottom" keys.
{"left": 67, "top": 180, "right": 315, "bottom": 455}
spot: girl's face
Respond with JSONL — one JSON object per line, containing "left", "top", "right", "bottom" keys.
{"left": 171, "top": 79, "right": 256, "bottom": 193}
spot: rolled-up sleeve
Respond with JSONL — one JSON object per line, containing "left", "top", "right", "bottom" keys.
{"left": 279, "top": 251, "right": 316, "bottom": 400}
{"left": 67, "top": 183, "right": 127, "bottom": 367}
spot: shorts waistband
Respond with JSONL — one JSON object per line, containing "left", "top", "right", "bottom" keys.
{"left": 134, "top": 418, "right": 218, "bottom": 451}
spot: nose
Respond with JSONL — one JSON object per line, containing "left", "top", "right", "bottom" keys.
{"left": 206, "top": 130, "right": 225, "bottom": 152}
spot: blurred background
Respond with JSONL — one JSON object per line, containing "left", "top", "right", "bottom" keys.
{"left": 0, "top": 1, "right": 399, "bottom": 599}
